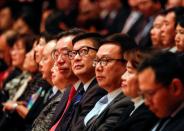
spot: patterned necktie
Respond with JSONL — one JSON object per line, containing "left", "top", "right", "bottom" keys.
{"left": 50, "top": 86, "right": 76, "bottom": 131}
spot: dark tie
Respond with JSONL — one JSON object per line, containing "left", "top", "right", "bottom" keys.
{"left": 50, "top": 86, "right": 76, "bottom": 131}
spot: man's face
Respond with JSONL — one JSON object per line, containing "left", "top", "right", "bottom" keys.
{"left": 175, "top": 24, "right": 184, "bottom": 52}
{"left": 39, "top": 40, "right": 55, "bottom": 82}
{"left": 150, "top": 15, "right": 164, "bottom": 48}
{"left": 95, "top": 44, "right": 126, "bottom": 92}
{"left": 71, "top": 39, "right": 97, "bottom": 80}
{"left": 55, "top": 36, "right": 75, "bottom": 80}
{"left": 138, "top": 0, "right": 155, "bottom": 16}
{"left": 138, "top": 68, "right": 176, "bottom": 118}
{"left": 161, "top": 12, "right": 176, "bottom": 47}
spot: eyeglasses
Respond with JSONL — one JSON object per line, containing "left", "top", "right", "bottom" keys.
{"left": 51, "top": 49, "right": 70, "bottom": 61}
{"left": 68, "top": 46, "right": 97, "bottom": 60}
{"left": 93, "top": 57, "right": 126, "bottom": 67}
{"left": 138, "top": 87, "right": 163, "bottom": 100}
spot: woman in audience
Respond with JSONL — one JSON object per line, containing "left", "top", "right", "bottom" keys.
{"left": 114, "top": 48, "right": 158, "bottom": 131}
{"left": 175, "top": 15, "right": 184, "bottom": 52}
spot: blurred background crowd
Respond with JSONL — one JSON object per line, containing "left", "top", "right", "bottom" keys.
{"left": 0, "top": 0, "right": 183, "bottom": 131}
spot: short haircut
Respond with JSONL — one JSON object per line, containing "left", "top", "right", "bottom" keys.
{"left": 72, "top": 32, "right": 103, "bottom": 49}
{"left": 160, "top": 7, "right": 184, "bottom": 26}
{"left": 138, "top": 51, "right": 184, "bottom": 86}
{"left": 56, "top": 28, "right": 86, "bottom": 40}
{"left": 100, "top": 33, "right": 138, "bottom": 55}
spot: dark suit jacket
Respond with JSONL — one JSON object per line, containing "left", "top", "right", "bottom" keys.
{"left": 113, "top": 103, "right": 158, "bottom": 131}
{"left": 103, "top": 7, "right": 130, "bottom": 35}
{"left": 56, "top": 78, "right": 107, "bottom": 131}
{"left": 84, "top": 93, "right": 134, "bottom": 131}
{"left": 49, "top": 86, "right": 72, "bottom": 127}
{"left": 155, "top": 107, "right": 184, "bottom": 131}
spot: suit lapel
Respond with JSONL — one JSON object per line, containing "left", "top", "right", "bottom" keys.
{"left": 52, "top": 86, "right": 71, "bottom": 123}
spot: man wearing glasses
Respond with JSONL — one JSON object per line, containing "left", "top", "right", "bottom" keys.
{"left": 138, "top": 52, "right": 184, "bottom": 131}
{"left": 55, "top": 32, "right": 107, "bottom": 131}
{"left": 83, "top": 33, "right": 136, "bottom": 131}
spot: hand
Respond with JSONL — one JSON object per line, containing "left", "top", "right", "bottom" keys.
{"left": 2, "top": 101, "right": 17, "bottom": 111}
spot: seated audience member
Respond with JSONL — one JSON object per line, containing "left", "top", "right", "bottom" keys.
{"left": 138, "top": 51, "right": 184, "bottom": 131}
{"left": 84, "top": 33, "right": 136, "bottom": 131}
{"left": 160, "top": 7, "right": 184, "bottom": 52}
{"left": 121, "top": 0, "right": 144, "bottom": 39}
{"left": 175, "top": 15, "right": 184, "bottom": 52}
{"left": 1, "top": 34, "right": 35, "bottom": 103}
{"left": 150, "top": 14, "right": 165, "bottom": 49}
{"left": 0, "top": 30, "right": 17, "bottom": 88}
{"left": 76, "top": 0, "right": 103, "bottom": 32}
{"left": 33, "top": 29, "right": 84, "bottom": 131}
{"left": 97, "top": 0, "right": 130, "bottom": 35}
{"left": 135, "top": 0, "right": 163, "bottom": 48}
{"left": 49, "top": 28, "right": 85, "bottom": 131}
{"left": 53, "top": 32, "right": 107, "bottom": 131}
{"left": 114, "top": 48, "right": 158, "bottom": 131}
{"left": 0, "top": 2, "right": 18, "bottom": 34}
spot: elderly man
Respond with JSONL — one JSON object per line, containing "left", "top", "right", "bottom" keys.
{"left": 138, "top": 51, "right": 184, "bottom": 131}
{"left": 49, "top": 28, "right": 84, "bottom": 131}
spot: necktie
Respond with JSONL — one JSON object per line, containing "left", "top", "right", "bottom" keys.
{"left": 50, "top": 86, "right": 76, "bottom": 131}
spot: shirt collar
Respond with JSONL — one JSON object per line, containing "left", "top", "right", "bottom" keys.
{"left": 171, "top": 101, "right": 184, "bottom": 118}
{"left": 52, "top": 86, "right": 59, "bottom": 95}
{"left": 132, "top": 96, "right": 144, "bottom": 110}
{"left": 83, "top": 77, "right": 95, "bottom": 92}
{"left": 73, "top": 80, "right": 82, "bottom": 91}
{"left": 107, "top": 88, "right": 122, "bottom": 103}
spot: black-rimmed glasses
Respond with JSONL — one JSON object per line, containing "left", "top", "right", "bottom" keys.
{"left": 68, "top": 46, "right": 97, "bottom": 60}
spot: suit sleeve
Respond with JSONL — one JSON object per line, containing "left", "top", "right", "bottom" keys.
{"left": 87, "top": 97, "right": 134, "bottom": 131}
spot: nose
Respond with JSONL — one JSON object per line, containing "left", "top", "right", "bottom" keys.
{"left": 95, "top": 62, "right": 103, "bottom": 72}
{"left": 150, "top": 28, "right": 154, "bottom": 36}
{"left": 73, "top": 53, "right": 82, "bottom": 61}
{"left": 121, "top": 70, "right": 128, "bottom": 81}
{"left": 57, "top": 54, "right": 65, "bottom": 64}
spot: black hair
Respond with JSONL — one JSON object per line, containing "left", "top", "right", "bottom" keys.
{"left": 56, "top": 28, "right": 86, "bottom": 40}
{"left": 100, "top": 33, "right": 138, "bottom": 54}
{"left": 45, "top": 11, "right": 65, "bottom": 36}
{"left": 138, "top": 51, "right": 184, "bottom": 86}
{"left": 72, "top": 32, "right": 103, "bottom": 49}
{"left": 17, "top": 34, "right": 36, "bottom": 53}
{"left": 160, "top": 7, "right": 184, "bottom": 26}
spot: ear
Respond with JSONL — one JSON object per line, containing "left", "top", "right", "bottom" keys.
{"left": 170, "top": 78, "right": 184, "bottom": 96}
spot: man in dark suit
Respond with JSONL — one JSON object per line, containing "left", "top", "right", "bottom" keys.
{"left": 51, "top": 32, "right": 107, "bottom": 131}
{"left": 49, "top": 29, "right": 85, "bottom": 130}
{"left": 98, "top": 0, "right": 130, "bottom": 35}
{"left": 138, "top": 51, "right": 184, "bottom": 131}
{"left": 83, "top": 33, "right": 137, "bottom": 131}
